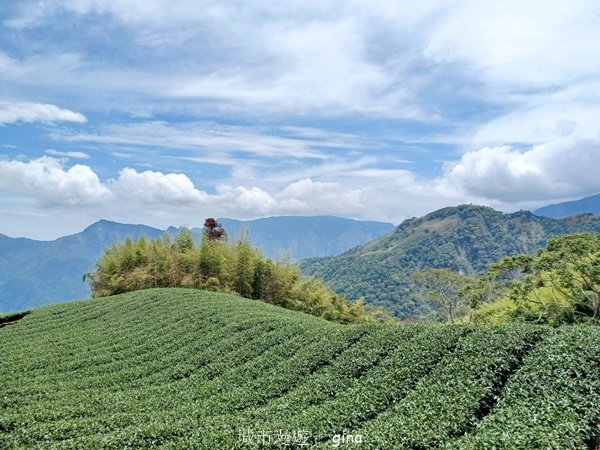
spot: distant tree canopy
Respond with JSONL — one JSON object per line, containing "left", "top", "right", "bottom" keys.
{"left": 463, "top": 233, "right": 600, "bottom": 325}
{"left": 84, "top": 221, "right": 390, "bottom": 324}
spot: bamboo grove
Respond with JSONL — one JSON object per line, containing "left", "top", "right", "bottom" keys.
{"left": 83, "top": 226, "right": 383, "bottom": 324}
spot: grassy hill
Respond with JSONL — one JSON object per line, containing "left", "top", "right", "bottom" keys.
{"left": 301, "top": 204, "right": 600, "bottom": 319}
{"left": 1, "top": 288, "right": 599, "bottom": 449}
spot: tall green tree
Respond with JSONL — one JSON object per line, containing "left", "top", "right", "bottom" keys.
{"left": 233, "top": 231, "right": 256, "bottom": 298}
{"left": 466, "top": 233, "right": 600, "bottom": 324}
{"left": 412, "top": 268, "right": 473, "bottom": 323}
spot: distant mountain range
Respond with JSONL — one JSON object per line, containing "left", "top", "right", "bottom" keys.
{"left": 534, "top": 193, "right": 600, "bottom": 218}
{"left": 5, "top": 201, "right": 600, "bottom": 317}
{"left": 188, "top": 216, "right": 393, "bottom": 260}
{"left": 0, "top": 216, "right": 393, "bottom": 313}
{"left": 300, "top": 205, "right": 600, "bottom": 320}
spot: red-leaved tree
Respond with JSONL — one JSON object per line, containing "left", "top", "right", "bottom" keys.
{"left": 203, "top": 218, "right": 226, "bottom": 241}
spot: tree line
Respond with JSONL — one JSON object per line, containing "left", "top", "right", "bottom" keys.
{"left": 84, "top": 219, "right": 390, "bottom": 324}
{"left": 413, "top": 233, "right": 600, "bottom": 325}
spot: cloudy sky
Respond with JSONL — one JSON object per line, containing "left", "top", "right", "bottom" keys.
{"left": 1, "top": 0, "right": 600, "bottom": 239}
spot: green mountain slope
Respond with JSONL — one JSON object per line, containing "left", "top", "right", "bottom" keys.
{"left": 300, "top": 205, "right": 600, "bottom": 319}
{"left": 1, "top": 288, "right": 598, "bottom": 449}
{"left": 534, "top": 192, "right": 600, "bottom": 218}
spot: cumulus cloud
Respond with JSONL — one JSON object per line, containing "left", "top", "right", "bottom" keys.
{"left": 278, "top": 179, "right": 369, "bottom": 213}
{"left": 0, "top": 156, "right": 434, "bottom": 234}
{"left": 5, "top": 140, "right": 600, "bottom": 239}
{"left": 0, "top": 101, "right": 87, "bottom": 125}
{"left": 441, "top": 140, "right": 600, "bottom": 202}
{"left": 0, "top": 156, "right": 213, "bottom": 209}
{"left": 0, "top": 156, "right": 111, "bottom": 206}
{"left": 213, "top": 185, "right": 277, "bottom": 216}
{"left": 109, "top": 168, "right": 208, "bottom": 205}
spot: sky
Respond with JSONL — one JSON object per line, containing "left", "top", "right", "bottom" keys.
{"left": 1, "top": 0, "right": 600, "bottom": 240}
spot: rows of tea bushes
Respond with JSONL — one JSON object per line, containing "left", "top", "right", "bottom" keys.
{"left": 1, "top": 288, "right": 599, "bottom": 449}
{"left": 447, "top": 326, "right": 600, "bottom": 449}
{"left": 359, "top": 325, "right": 546, "bottom": 448}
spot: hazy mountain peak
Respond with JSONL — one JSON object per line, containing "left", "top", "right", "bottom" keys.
{"left": 534, "top": 193, "right": 600, "bottom": 218}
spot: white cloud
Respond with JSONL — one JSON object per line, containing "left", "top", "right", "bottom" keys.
{"left": 168, "top": 18, "right": 419, "bottom": 117}
{"left": 45, "top": 149, "right": 91, "bottom": 159}
{"left": 54, "top": 121, "right": 369, "bottom": 160}
{"left": 468, "top": 99, "right": 600, "bottom": 149}
{"left": 278, "top": 178, "right": 371, "bottom": 214}
{"left": 2, "top": 2, "right": 600, "bottom": 239}
{"left": 0, "top": 155, "right": 445, "bottom": 234}
{"left": 109, "top": 168, "right": 208, "bottom": 206}
{"left": 0, "top": 157, "right": 210, "bottom": 210}
{"left": 3, "top": 0, "right": 599, "bottom": 122}
{"left": 214, "top": 185, "right": 278, "bottom": 216}
{"left": 441, "top": 140, "right": 600, "bottom": 202}
{"left": 0, "top": 156, "right": 111, "bottom": 206}
{"left": 6, "top": 141, "right": 600, "bottom": 240}
{"left": 0, "top": 101, "right": 87, "bottom": 125}
{"left": 424, "top": 0, "right": 600, "bottom": 88}
{"left": 0, "top": 2, "right": 434, "bottom": 118}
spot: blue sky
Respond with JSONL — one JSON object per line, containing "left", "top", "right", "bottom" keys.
{"left": 1, "top": 0, "right": 600, "bottom": 239}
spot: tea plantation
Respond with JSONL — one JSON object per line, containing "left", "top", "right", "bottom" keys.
{"left": 1, "top": 288, "right": 599, "bottom": 449}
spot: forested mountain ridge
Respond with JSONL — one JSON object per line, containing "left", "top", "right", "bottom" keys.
{"left": 300, "top": 205, "right": 600, "bottom": 319}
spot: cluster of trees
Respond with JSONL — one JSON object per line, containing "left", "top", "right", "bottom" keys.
{"left": 84, "top": 219, "right": 388, "bottom": 324}
{"left": 414, "top": 233, "right": 600, "bottom": 326}
{"left": 464, "top": 233, "right": 600, "bottom": 325}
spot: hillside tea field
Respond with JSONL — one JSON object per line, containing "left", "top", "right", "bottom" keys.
{"left": 1, "top": 289, "right": 599, "bottom": 449}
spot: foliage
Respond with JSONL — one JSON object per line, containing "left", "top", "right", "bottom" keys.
{"left": 203, "top": 217, "right": 226, "bottom": 241}
{"left": 447, "top": 327, "right": 600, "bottom": 449}
{"left": 360, "top": 325, "right": 545, "bottom": 448}
{"left": 1, "top": 289, "right": 598, "bottom": 449}
{"left": 412, "top": 268, "right": 473, "bottom": 322}
{"left": 466, "top": 233, "right": 600, "bottom": 325}
{"left": 84, "top": 228, "right": 382, "bottom": 324}
{"left": 301, "top": 205, "right": 600, "bottom": 319}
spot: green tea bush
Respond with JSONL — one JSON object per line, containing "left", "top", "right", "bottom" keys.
{"left": 1, "top": 288, "right": 598, "bottom": 449}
